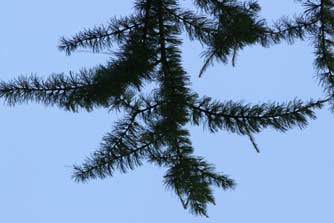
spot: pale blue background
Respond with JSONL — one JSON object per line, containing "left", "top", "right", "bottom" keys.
{"left": 0, "top": 1, "right": 333, "bottom": 222}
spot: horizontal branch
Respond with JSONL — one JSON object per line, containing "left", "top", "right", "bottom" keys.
{"left": 0, "top": 71, "right": 99, "bottom": 111}
{"left": 190, "top": 99, "right": 327, "bottom": 120}
{"left": 188, "top": 97, "right": 328, "bottom": 134}
{"left": 262, "top": 18, "right": 319, "bottom": 45}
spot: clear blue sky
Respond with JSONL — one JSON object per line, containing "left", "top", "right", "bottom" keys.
{"left": 0, "top": 1, "right": 333, "bottom": 222}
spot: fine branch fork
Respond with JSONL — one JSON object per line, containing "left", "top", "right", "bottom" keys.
{"left": 1, "top": 0, "right": 334, "bottom": 217}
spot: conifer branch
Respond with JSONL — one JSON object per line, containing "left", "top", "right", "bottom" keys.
{"left": 166, "top": 7, "right": 215, "bottom": 44}
{"left": 141, "top": 0, "right": 153, "bottom": 44}
{"left": 164, "top": 155, "right": 234, "bottom": 217}
{"left": 314, "top": 0, "right": 334, "bottom": 107}
{"left": 73, "top": 131, "right": 161, "bottom": 182}
{"left": 73, "top": 114, "right": 163, "bottom": 182}
{"left": 188, "top": 97, "right": 327, "bottom": 134}
{"left": 59, "top": 16, "right": 141, "bottom": 55}
{"left": 262, "top": 17, "right": 319, "bottom": 45}
{"left": 2, "top": 0, "right": 334, "bottom": 218}
{"left": 0, "top": 71, "right": 98, "bottom": 111}
{"left": 0, "top": 56, "right": 161, "bottom": 111}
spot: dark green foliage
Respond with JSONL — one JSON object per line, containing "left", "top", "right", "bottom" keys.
{"left": 189, "top": 97, "right": 326, "bottom": 134}
{"left": 0, "top": 0, "right": 333, "bottom": 217}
